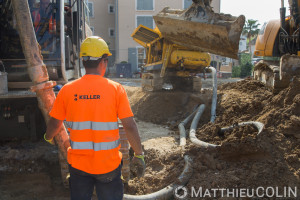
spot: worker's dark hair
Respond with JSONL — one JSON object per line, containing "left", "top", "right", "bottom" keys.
{"left": 82, "top": 54, "right": 108, "bottom": 69}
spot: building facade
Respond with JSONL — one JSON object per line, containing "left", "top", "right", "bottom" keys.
{"left": 88, "top": 0, "right": 221, "bottom": 74}
{"left": 87, "top": 0, "right": 116, "bottom": 68}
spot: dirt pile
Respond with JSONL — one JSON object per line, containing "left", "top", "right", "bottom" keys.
{"left": 124, "top": 86, "right": 212, "bottom": 126}
{"left": 185, "top": 78, "right": 300, "bottom": 197}
{"left": 1, "top": 78, "right": 299, "bottom": 199}
{"left": 125, "top": 137, "right": 184, "bottom": 195}
{"left": 125, "top": 78, "right": 300, "bottom": 197}
{"left": 216, "top": 78, "right": 300, "bottom": 138}
{"left": 196, "top": 123, "right": 258, "bottom": 146}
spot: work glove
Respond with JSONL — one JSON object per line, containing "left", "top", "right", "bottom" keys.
{"left": 44, "top": 133, "right": 55, "bottom": 145}
{"left": 130, "top": 153, "right": 145, "bottom": 178}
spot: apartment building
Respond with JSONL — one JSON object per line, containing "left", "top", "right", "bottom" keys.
{"left": 88, "top": 0, "right": 221, "bottom": 74}
{"left": 87, "top": 0, "right": 116, "bottom": 67}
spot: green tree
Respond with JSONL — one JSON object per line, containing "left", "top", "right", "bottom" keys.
{"left": 242, "top": 19, "right": 260, "bottom": 55}
{"left": 233, "top": 53, "right": 253, "bottom": 78}
{"left": 240, "top": 53, "right": 251, "bottom": 66}
{"left": 232, "top": 65, "right": 241, "bottom": 78}
{"left": 240, "top": 62, "right": 253, "bottom": 77}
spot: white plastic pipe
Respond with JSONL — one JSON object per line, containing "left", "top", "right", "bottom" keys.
{"left": 190, "top": 120, "right": 264, "bottom": 149}
{"left": 207, "top": 66, "right": 217, "bottom": 123}
{"left": 178, "top": 107, "right": 198, "bottom": 147}
{"left": 189, "top": 104, "right": 220, "bottom": 149}
{"left": 220, "top": 121, "right": 264, "bottom": 135}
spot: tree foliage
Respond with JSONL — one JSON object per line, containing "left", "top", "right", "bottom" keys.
{"left": 233, "top": 53, "right": 253, "bottom": 78}
{"left": 240, "top": 53, "right": 252, "bottom": 66}
{"left": 242, "top": 19, "right": 260, "bottom": 54}
{"left": 232, "top": 65, "right": 241, "bottom": 78}
{"left": 240, "top": 62, "right": 253, "bottom": 78}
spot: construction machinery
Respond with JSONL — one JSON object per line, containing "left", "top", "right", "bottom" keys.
{"left": 0, "top": 0, "right": 92, "bottom": 187}
{"left": 131, "top": 0, "right": 245, "bottom": 92}
{"left": 0, "top": 0, "right": 91, "bottom": 139}
{"left": 253, "top": 0, "right": 300, "bottom": 93}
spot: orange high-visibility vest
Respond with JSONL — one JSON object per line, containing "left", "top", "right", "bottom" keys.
{"left": 49, "top": 75, "right": 134, "bottom": 174}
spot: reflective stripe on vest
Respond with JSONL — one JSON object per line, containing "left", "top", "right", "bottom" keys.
{"left": 66, "top": 121, "right": 118, "bottom": 131}
{"left": 70, "top": 139, "right": 120, "bottom": 151}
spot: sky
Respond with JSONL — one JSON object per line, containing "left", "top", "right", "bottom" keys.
{"left": 220, "top": 0, "right": 289, "bottom": 28}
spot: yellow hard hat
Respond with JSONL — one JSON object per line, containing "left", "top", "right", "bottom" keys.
{"left": 80, "top": 36, "right": 112, "bottom": 59}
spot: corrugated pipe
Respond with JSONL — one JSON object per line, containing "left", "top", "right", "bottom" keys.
{"left": 178, "top": 107, "right": 199, "bottom": 147}
{"left": 220, "top": 121, "right": 264, "bottom": 135}
{"left": 189, "top": 104, "right": 220, "bottom": 149}
{"left": 123, "top": 155, "right": 193, "bottom": 200}
{"left": 207, "top": 66, "right": 217, "bottom": 123}
{"left": 189, "top": 120, "right": 264, "bottom": 149}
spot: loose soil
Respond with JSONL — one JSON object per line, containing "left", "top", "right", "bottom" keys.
{"left": 123, "top": 78, "right": 300, "bottom": 197}
{"left": 125, "top": 137, "right": 183, "bottom": 195}
{"left": 1, "top": 78, "right": 299, "bottom": 199}
{"left": 0, "top": 141, "right": 69, "bottom": 200}
{"left": 124, "top": 86, "right": 213, "bottom": 126}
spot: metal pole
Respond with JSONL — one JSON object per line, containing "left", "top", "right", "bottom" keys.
{"left": 77, "top": 0, "right": 82, "bottom": 77}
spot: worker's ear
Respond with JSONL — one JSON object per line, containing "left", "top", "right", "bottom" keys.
{"left": 98, "top": 60, "right": 106, "bottom": 76}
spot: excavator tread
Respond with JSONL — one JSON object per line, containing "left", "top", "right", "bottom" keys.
{"left": 141, "top": 72, "right": 163, "bottom": 92}
{"left": 253, "top": 60, "right": 286, "bottom": 94}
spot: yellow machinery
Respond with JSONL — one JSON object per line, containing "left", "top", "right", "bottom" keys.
{"left": 253, "top": 0, "right": 300, "bottom": 93}
{"left": 131, "top": 1, "right": 245, "bottom": 92}
{"left": 132, "top": 25, "right": 211, "bottom": 91}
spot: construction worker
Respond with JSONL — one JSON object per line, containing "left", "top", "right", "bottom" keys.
{"left": 45, "top": 36, "right": 145, "bottom": 200}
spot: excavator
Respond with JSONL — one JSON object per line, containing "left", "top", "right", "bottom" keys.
{"left": 253, "top": 0, "right": 300, "bottom": 93}
{"left": 131, "top": 0, "right": 245, "bottom": 92}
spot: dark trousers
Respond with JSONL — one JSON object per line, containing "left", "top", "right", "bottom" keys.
{"left": 69, "top": 163, "right": 123, "bottom": 200}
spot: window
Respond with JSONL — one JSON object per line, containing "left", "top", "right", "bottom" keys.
{"left": 136, "top": 16, "right": 154, "bottom": 29}
{"left": 108, "top": 4, "right": 115, "bottom": 14}
{"left": 137, "top": 47, "right": 146, "bottom": 69}
{"left": 183, "top": 0, "right": 193, "bottom": 9}
{"left": 136, "top": 0, "right": 154, "bottom": 11}
{"left": 87, "top": 2, "right": 94, "bottom": 18}
{"left": 109, "top": 28, "right": 115, "bottom": 37}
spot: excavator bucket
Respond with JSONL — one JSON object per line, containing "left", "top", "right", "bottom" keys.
{"left": 153, "top": 1, "right": 245, "bottom": 59}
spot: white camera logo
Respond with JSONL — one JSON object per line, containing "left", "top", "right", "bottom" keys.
{"left": 174, "top": 186, "right": 188, "bottom": 199}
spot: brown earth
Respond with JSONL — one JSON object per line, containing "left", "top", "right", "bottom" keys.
{"left": 124, "top": 86, "right": 213, "bottom": 126}
{"left": 125, "top": 137, "right": 183, "bottom": 195}
{"left": 124, "top": 78, "right": 300, "bottom": 198}
{"left": 0, "top": 141, "right": 70, "bottom": 200}
{"left": 183, "top": 78, "right": 300, "bottom": 198}
{"left": 1, "top": 78, "right": 299, "bottom": 199}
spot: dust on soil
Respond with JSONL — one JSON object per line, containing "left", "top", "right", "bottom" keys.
{"left": 123, "top": 78, "right": 300, "bottom": 197}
